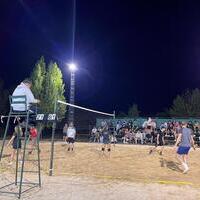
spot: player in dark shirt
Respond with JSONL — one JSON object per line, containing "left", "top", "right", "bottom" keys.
{"left": 101, "top": 124, "right": 111, "bottom": 155}
{"left": 149, "top": 128, "right": 165, "bottom": 155}
{"left": 7, "top": 124, "right": 23, "bottom": 165}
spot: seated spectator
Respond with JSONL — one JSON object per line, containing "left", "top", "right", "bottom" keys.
{"left": 123, "top": 128, "right": 131, "bottom": 143}
{"left": 134, "top": 130, "right": 144, "bottom": 144}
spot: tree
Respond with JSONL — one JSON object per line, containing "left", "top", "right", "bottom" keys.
{"left": 156, "top": 108, "right": 170, "bottom": 117}
{"left": 117, "top": 111, "right": 127, "bottom": 118}
{"left": 42, "top": 61, "right": 66, "bottom": 118}
{"left": 30, "top": 58, "right": 66, "bottom": 119}
{"left": 31, "top": 56, "right": 46, "bottom": 101}
{"left": 169, "top": 89, "right": 200, "bottom": 117}
{"left": 128, "top": 104, "right": 140, "bottom": 118}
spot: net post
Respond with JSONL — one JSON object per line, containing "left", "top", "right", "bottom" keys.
{"left": 113, "top": 110, "right": 116, "bottom": 119}
{"left": 49, "top": 99, "right": 58, "bottom": 176}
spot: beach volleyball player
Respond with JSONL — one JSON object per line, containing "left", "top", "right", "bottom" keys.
{"left": 174, "top": 121, "right": 195, "bottom": 173}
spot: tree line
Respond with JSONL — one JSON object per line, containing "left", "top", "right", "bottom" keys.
{"left": 118, "top": 89, "right": 200, "bottom": 118}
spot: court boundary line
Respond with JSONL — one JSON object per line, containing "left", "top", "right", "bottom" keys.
{"left": 45, "top": 171, "right": 200, "bottom": 188}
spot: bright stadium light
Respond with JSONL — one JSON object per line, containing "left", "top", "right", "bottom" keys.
{"left": 67, "top": 62, "right": 78, "bottom": 124}
{"left": 68, "top": 63, "right": 77, "bottom": 72}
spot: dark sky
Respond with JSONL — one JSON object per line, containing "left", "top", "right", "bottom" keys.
{"left": 1, "top": 0, "right": 200, "bottom": 115}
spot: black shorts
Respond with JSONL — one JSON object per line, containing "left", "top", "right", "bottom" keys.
{"left": 63, "top": 132, "right": 67, "bottom": 137}
{"left": 12, "top": 139, "right": 22, "bottom": 149}
{"left": 67, "top": 137, "right": 75, "bottom": 143}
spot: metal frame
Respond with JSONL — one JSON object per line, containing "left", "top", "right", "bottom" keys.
{"left": 49, "top": 99, "right": 58, "bottom": 176}
{"left": 0, "top": 95, "right": 41, "bottom": 199}
{"left": 68, "top": 71, "right": 75, "bottom": 124}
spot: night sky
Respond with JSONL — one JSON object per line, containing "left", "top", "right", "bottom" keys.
{"left": 1, "top": 0, "right": 200, "bottom": 115}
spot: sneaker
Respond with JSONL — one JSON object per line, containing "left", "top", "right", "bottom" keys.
{"left": 182, "top": 163, "right": 189, "bottom": 174}
{"left": 183, "top": 167, "right": 189, "bottom": 174}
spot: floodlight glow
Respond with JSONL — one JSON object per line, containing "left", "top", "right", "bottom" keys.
{"left": 68, "top": 63, "right": 77, "bottom": 72}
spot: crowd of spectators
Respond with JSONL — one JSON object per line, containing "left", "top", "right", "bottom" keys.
{"left": 90, "top": 118, "right": 200, "bottom": 146}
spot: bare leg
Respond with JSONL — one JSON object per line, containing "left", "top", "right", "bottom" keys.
{"left": 182, "top": 154, "right": 189, "bottom": 173}
{"left": 176, "top": 154, "right": 189, "bottom": 173}
{"left": 9, "top": 149, "right": 16, "bottom": 164}
{"left": 29, "top": 138, "right": 36, "bottom": 154}
{"left": 176, "top": 154, "right": 183, "bottom": 164}
{"left": 71, "top": 143, "right": 74, "bottom": 151}
{"left": 67, "top": 142, "right": 70, "bottom": 151}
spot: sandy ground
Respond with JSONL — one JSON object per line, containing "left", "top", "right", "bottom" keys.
{"left": 0, "top": 174, "right": 200, "bottom": 200}
{"left": 0, "top": 142, "right": 200, "bottom": 199}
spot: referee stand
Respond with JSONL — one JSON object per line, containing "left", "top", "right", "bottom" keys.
{"left": 0, "top": 95, "right": 41, "bottom": 199}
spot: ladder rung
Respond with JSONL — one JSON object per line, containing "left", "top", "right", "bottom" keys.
{"left": 17, "top": 170, "right": 39, "bottom": 173}
{"left": 24, "top": 159, "right": 39, "bottom": 162}
{"left": 21, "top": 148, "right": 38, "bottom": 151}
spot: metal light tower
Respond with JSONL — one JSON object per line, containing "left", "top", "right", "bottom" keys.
{"left": 68, "top": 63, "right": 77, "bottom": 123}
{"left": 68, "top": 0, "right": 77, "bottom": 124}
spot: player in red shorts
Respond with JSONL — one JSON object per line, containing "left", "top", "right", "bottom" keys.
{"left": 28, "top": 126, "right": 38, "bottom": 154}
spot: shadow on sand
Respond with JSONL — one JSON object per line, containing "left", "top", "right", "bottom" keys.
{"left": 160, "top": 157, "right": 182, "bottom": 172}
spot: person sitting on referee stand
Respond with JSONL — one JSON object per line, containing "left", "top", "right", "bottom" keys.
{"left": 12, "top": 78, "right": 40, "bottom": 115}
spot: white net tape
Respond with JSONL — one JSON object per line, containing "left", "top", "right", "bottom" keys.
{"left": 57, "top": 100, "right": 115, "bottom": 117}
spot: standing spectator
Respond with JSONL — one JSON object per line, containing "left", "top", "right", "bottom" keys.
{"left": 134, "top": 130, "right": 143, "bottom": 144}
{"left": 174, "top": 122, "right": 181, "bottom": 141}
{"left": 63, "top": 123, "right": 68, "bottom": 142}
{"left": 90, "top": 126, "right": 97, "bottom": 142}
{"left": 116, "top": 121, "right": 121, "bottom": 134}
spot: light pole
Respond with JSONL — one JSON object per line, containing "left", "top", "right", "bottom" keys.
{"left": 68, "top": 63, "right": 77, "bottom": 124}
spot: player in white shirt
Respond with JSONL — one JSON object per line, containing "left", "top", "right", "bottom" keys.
{"left": 66, "top": 122, "right": 76, "bottom": 151}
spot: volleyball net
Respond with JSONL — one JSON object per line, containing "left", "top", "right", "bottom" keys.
{"left": 57, "top": 100, "right": 115, "bottom": 117}
{"left": 48, "top": 100, "right": 115, "bottom": 175}
{"left": 53, "top": 100, "right": 115, "bottom": 140}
